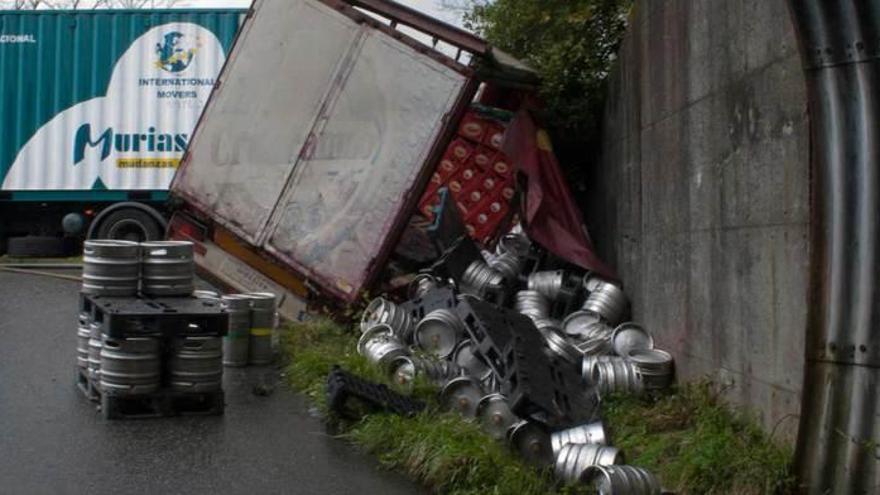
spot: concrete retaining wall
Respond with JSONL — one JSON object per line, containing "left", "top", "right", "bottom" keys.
{"left": 590, "top": 0, "right": 809, "bottom": 441}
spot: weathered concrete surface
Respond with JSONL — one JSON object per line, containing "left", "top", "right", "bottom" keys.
{"left": 590, "top": 0, "right": 809, "bottom": 441}
{"left": 0, "top": 270, "right": 420, "bottom": 494}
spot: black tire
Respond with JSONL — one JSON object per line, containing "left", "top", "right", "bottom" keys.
{"left": 92, "top": 208, "right": 162, "bottom": 242}
{"left": 6, "top": 236, "right": 67, "bottom": 257}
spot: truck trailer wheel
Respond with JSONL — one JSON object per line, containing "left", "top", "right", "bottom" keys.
{"left": 91, "top": 208, "right": 162, "bottom": 242}
{"left": 6, "top": 236, "right": 67, "bottom": 257}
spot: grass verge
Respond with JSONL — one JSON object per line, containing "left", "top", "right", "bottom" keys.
{"left": 283, "top": 318, "right": 794, "bottom": 494}
{"left": 603, "top": 384, "right": 794, "bottom": 494}
{"left": 283, "top": 318, "right": 562, "bottom": 494}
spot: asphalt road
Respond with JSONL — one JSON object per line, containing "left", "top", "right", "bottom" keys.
{"left": 0, "top": 270, "right": 418, "bottom": 495}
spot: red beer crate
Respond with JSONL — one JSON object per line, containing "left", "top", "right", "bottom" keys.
{"left": 490, "top": 154, "right": 514, "bottom": 179}
{"left": 484, "top": 122, "right": 506, "bottom": 151}
{"left": 458, "top": 111, "right": 487, "bottom": 143}
{"left": 447, "top": 138, "right": 475, "bottom": 164}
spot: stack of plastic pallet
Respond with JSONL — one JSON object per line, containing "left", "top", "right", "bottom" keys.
{"left": 75, "top": 240, "right": 228, "bottom": 420}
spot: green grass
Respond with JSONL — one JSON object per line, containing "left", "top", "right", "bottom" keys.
{"left": 282, "top": 318, "right": 562, "bottom": 494}
{"left": 283, "top": 319, "right": 794, "bottom": 495}
{"left": 603, "top": 383, "right": 795, "bottom": 494}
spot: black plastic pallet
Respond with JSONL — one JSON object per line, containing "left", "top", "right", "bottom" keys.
{"left": 400, "top": 285, "right": 459, "bottom": 322}
{"left": 455, "top": 297, "right": 535, "bottom": 379}
{"left": 326, "top": 366, "right": 424, "bottom": 418}
{"left": 81, "top": 294, "right": 228, "bottom": 339}
{"left": 76, "top": 367, "right": 225, "bottom": 419}
{"left": 100, "top": 389, "right": 225, "bottom": 420}
{"left": 429, "top": 235, "right": 484, "bottom": 283}
{"left": 515, "top": 246, "right": 547, "bottom": 286}
{"left": 503, "top": 332, "right": 600, "bottom": 428}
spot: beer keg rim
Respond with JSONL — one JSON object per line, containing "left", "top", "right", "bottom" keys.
{"left": 356, "top": 323, "right": 395, "bottom": 355}
{"left": 611, "top": 322, "right": 654, "bottom": 356}
{"left": 139, "top": 240, "right": 193, "bottom": 248}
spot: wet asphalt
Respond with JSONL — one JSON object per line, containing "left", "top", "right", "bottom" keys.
{"left": 0, "top": 270, "right": 419, "bottom": 494}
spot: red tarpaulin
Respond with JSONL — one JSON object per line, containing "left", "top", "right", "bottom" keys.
{"left": 502, "top": 110, "right": 617, "bottom": 280}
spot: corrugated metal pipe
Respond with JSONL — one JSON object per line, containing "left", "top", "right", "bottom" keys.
{"left": 787, "top": 1, "right": 880, "bottom": 492}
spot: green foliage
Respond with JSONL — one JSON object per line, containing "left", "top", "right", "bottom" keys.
{"left": 465, "top": 0, "right": 631, "bottom": 134}
{"left": 603, "top": 382, "right": 795, "bottom": 494}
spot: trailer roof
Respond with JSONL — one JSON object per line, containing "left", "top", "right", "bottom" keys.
{"left": 332, "top": 0, "right": 539, "bottom": 85}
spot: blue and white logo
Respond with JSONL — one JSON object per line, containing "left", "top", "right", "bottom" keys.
{"left": 155, "top": 32, "right": 198, "bottom": 73}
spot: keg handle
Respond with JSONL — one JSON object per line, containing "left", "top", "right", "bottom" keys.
{"left": 148, "top": 248, "right": 168, "bottom": 256}
{"left": 104, "top": 340, "right": 120, "bottom": 349}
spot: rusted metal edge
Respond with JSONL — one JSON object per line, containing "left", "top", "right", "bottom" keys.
{"left": 320, "top": 0, "right": 473, "bottom": 75}
{"left": 787, "top": 0, "right": 880, "bottom": 493}
{"left": 333, "top": 0, "right": 489, "bottom": 56}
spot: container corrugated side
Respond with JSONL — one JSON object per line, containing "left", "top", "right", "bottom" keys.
{"left": 0, "top": 9, "right": 243, "bottom": 198}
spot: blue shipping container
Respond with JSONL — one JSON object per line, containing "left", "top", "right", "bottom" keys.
{"left": 0, "top": 9, "right": 243, "bottom": 202}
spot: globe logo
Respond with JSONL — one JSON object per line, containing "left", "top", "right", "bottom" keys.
{"left": 155, "top": 32, "right": 197, "bottom": 73}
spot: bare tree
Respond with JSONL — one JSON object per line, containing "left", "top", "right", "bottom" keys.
{"left": 1, "top": 0, "right": 45, "bottom": 8}
{"left": 91, "top": 0, "right": 182, "bottom": 7}
{"left": 1, "top": 0, "right": 182, "bottom": 8}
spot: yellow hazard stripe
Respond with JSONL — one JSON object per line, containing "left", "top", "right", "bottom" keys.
{"left": 250, "top": 327, "right": 272, "bottom": 337}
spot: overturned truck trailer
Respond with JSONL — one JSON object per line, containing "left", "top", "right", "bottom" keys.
{"left": 168, "top": 0, "right": 538, "bottom": 320}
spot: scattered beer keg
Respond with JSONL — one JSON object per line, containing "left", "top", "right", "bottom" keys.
{"left": 576, "top": 335, "right": 614, "bottom": 357}
{"left": 413, "top": 308, "right": 464, "bottom": 359}
{"left": 612, "top": 322, "right": 654, "bottom": 357}
{"left": 496, "top": 232, "right": 531, "bottom": 258}
{"left": 537, "top": 324, "right": 582, "bottom": 366}
{"left": 408, "top": 273, "right": 439, "bottom": 299}
{"left": 628, "top": 349, "right": 674, "bottom": 390}
{"left": 527, "top": 270, "right": 565, "bottom": 300}
{"left": 221, "top": 294, "right": 251, "bottom": 367}
{"left": 507, "top": 420, "right": 554, "bottom": 467}
{"left": 460, "top": 260, "right": 504, "bottom": 298}
{"left": 246, "top": 292, "right": 276, "bottom": 365}
{"left": 451, "top": 339, "right": 492, "bottom": 380}
{"left": 582, "top": 355, "right": 617, "bottom": 383}
{"left": 582, "top": 273, "right": 605, "bottom": 293}
{"left": 562, "top": 311, "right": 604, "bottom": 339}
{"left": 439, "top": 376, "right": 484, "bottom": 419}
{"left": 592, "top": 357, "right": 644, "bottom": 396}
{"left": 140, "top": 240, "right": 194, "bottom": 296}
{"left": 389, "top": 355, "right": 461, "bottom": 390}
{"left": 360, "top": 297, "right": 414, "bottom": 342}
{"left": 583, "top": 465, "right": 662, "bottom": 494}
{"left": 488, "top": 252, "right": 522, "bottom": 282}
{"left": 169, "top": 336, "right": 223, "bottom": 392}
{"left": 551, "top": 421, "right": 609, "bottom": 455}
{"left": 81, "top": 239, "right": 140, "bottom": 296}
{"left": 99, "top": 336, "right": 161, "bottom": 395}
{"left": 527, "top": 271, "right": 561, "bottom": 298}
{"left": 555, "top": 443, "right": 624, "bottom": 483}
{"left": 515, "top": 290, "right": 550, "bottom": 321}
{"left": 358, "top": 324, "right": 409, "bottom": 369}
{"left": 582, "top": 281, "right": 627, "bottom": 325}
{"left": 477, "top": 394, "right": 518, "bottom": 441}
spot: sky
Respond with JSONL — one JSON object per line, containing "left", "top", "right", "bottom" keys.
{"left": 176, "top": 0, "right": 465, "bottom": 27}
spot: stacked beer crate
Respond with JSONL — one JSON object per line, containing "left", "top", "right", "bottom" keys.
{"left": 74, "top": 240, "right": 277, "bottom": 419}
{"left": 417, "top": 106, "right": 517, "bottom": 245}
